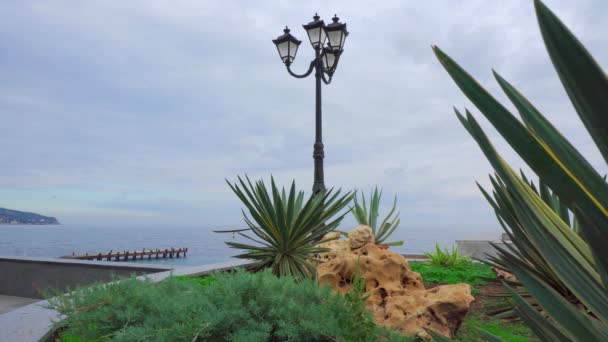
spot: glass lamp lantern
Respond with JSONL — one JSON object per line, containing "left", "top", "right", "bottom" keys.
{"left": 271, "top": 14, "right": 349, "bottom": 195}
{"left": 302, "top": 14, "right": 327, "bottom": 49}
{"left": 321, "top": 47, "right": 340, "bottom": 74}
{"left": 324, "top": 15, "right": 348, "bottom": 52}
{"left": 272, "top": 27, "right": 302, "bottom": 65}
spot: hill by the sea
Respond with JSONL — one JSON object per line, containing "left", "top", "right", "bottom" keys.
{"left": 0, "top": 208, "right": 59, "bottom": 225}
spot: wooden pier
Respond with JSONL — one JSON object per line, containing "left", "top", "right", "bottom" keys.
{"left": 61, "top": 248, "right": 188, "bottom": 261}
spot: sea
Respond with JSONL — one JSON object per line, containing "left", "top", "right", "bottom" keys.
{"left": 0, "top": 224, "right": 501, "bottom": 266}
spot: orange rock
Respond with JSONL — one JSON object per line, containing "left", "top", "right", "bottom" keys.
{"left": 315, "top": 226, "right": 474, "bottom": 339}
{"left": 492, "top": 267, "right": 518, "bottom": 283}
{"left": 348, "top": 224, "right": 375, "bottom": 249}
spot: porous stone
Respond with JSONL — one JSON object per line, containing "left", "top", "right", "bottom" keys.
{"left": 347, "top": 225, "right": 375, "bottom": 249}
{"left": 492, "top": 267, "right": 518, "bottom": 283}
{"left": 315, "top": 228, "right": 474, "bottom": 339}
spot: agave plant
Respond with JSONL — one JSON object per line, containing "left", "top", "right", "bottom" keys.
{"left": 351, "top": 187, "right": 403, "bottom": 246}
{"left": 429, "top": 0, "right": 608, "bottom": 340}
{"left": 215, "top": 176, "right": 354, "bottom": 280}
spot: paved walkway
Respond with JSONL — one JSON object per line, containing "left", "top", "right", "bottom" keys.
{"left": 0, "top": 295, "right": 39, "bottom": 314}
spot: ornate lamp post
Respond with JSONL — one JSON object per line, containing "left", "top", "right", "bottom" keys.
{"left": 273, "top": 14, "right": 349, "bottom": 194}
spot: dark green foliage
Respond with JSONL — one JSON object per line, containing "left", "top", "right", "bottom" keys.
{"left": 341, "top": 262, "right": 376, "bottom": 339}
{"left": 216, "top": 176, "right": 354, "bottom": 280}
{"left": 423, "top": 243, "right": 470, "bottom": 268}
{"left": 47, "top": 270, "right": 412, "bottom": 341}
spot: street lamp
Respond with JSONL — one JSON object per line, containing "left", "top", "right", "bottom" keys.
{"left": 272, "top": 14, "right": 349, "bottom": 194}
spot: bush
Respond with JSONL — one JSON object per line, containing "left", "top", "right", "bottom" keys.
{"left": 48, "top": 269, "right": 411, "bottom": 341}
{"left": 424, "top": 243, "right": 470, "bottom": 268}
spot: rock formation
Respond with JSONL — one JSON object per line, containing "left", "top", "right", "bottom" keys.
{"left": 315, "top": 225, "right": 474, "bottom": 339}
{"left": 493, "top": 266, "right": 518, "bottom": 283}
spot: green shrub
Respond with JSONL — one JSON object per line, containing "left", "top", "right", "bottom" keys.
{"left": 48, "top": 270, "right": 411, "bottom": 341}
{"left": 424, "top": 243, "right": 470, "bottom": 268}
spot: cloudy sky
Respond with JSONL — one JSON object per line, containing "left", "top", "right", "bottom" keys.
{"left": 1, "top": 0, "right": 606, "bottom": 236}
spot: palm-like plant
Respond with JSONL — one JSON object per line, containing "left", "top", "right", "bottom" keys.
{"left": 429, "top": 0, "right": 608, "bottom": 340}
{"left": 351, "top": 187, "right": 403, "bottom": 246}
{"left": 216, "top": 176, "right": 354, "bottom": 280}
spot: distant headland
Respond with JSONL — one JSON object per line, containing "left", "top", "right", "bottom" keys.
{"left": 0, "top": 207, "right": 59, "bottom": 225}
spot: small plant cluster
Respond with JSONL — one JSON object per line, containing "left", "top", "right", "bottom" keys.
{"left": 48, "top": 269, "right": 412, "bottom": 342}
{"left": 424, "top": 243, "right": 470, "bottom": 268}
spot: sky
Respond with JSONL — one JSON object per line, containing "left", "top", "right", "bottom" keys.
{"left": 0, "top": 0, "right": 606, "bottom": 236}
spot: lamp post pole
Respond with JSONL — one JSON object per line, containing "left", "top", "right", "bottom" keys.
{"left": 272, "top": 14, "right": 348, "bottom": 195}
{"left": 312, "top": 46, "right": 325, "bottom": 194}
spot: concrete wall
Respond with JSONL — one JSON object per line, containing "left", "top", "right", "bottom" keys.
{"left": 456, "top": 240, "right": 512, "bottom": 262}
{"left": 0, "top": 256, "right": 174, "bottom": 298}
{"left": 0, "top": 258, "right": 252, "bottom": 342}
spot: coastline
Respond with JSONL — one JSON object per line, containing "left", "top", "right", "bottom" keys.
{"left": 0, "top": 223, "right": 60, "bottom": 226}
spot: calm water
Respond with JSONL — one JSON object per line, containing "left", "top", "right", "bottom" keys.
{"left": 0, "top": 224, "right": 500, "bottom": 266}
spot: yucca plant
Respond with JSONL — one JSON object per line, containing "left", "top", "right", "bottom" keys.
{"left": 424, "top": 243, "right": 470, "bottom": 268}
{"left": 215, "top": 176, "right": 354, "bottom": 280}
{"left": 429, "top": 0, "right": 608, "bottom": 340}
{"left": 351, "top": 186, "right": 403, "bottom": 246}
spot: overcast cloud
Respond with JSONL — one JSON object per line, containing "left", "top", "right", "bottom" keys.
{"left": 1, "top": 0, "right": 606, "bottom": 237}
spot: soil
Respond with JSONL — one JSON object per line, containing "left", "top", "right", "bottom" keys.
{"left": 469, "top": 282, "right": 510, "bottom": 312}
{"left": 45, "top": 326, "right": 63, "bottom": 342}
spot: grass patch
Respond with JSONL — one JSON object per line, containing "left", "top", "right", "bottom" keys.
{"left": 456, "top": 312, "right": 535, "bottom": 342}
{"left": 410, "top": 261, "right": 494, "bottom": 290}
{"left": 171, "top": 275, "right": 216, "bottom": 287}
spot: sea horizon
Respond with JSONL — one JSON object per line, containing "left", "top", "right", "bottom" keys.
{"left": 0, "top": 223, "right": 502, "bottom": 266}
